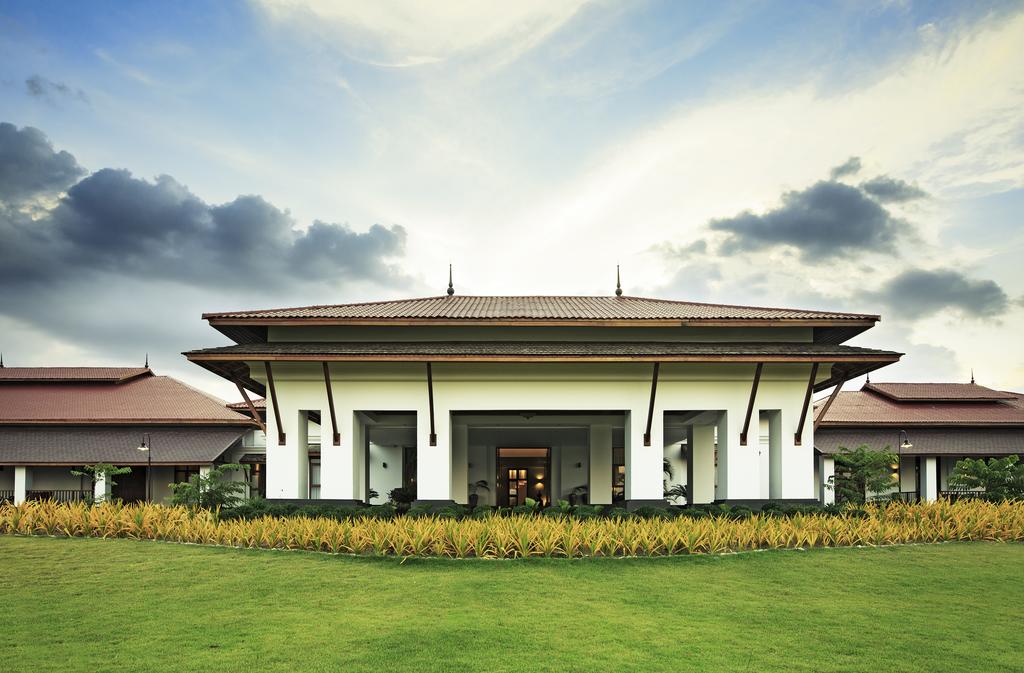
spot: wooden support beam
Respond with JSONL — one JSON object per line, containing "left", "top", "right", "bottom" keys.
{"left": 739, "top": 363, "right": 764, "bottom": 446}
{"left": 813, "top": 376, "right": 847, "bottom": 433}
{"left": 643, "top": 362, "right": 660, "bottom": 446}
{"left": 426, "top": 363, "right": 437, "bottom": 446}
{"left": 264, "top": 361, "right": 285, "bottom": 445}
{"left": 322, "top": 362, "right": 340, "bottom": 446}
{"left": 793, "top": 363, "right": 819, "bottom": 446}
{"left": 234, "top": 381, "right": 266, "bottom": 434}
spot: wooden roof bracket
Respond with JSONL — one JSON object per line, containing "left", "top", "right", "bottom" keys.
{"left": 739, "top": 363, "right": 764, "bottom": 446}
{"left": 426, "top": 362, "right": 437, "bottom": 446}
{"left": 234, "top": 381, "right": 267, "bottom": 435}
{"left": 322, "top": 362, "right": 340, "bottom": 446}
{"left": 813, "top": 374, "right": 847, "bottom": 434}
{"left": 643, "top": 362, "right": 660, "bottom": 446}
{"left": 264, "top": 361, "right": 286, "bottom": 445}
{"left": 793, "top": 363, "right": 819, "bottom": 446}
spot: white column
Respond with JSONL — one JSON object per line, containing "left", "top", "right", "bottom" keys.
{"left": 690, "top": 425, "right": 716, "bottom": 504}
{"left": 451, "top": 424, "right": 469, "bottom": 505}
{"left": 588, "top": 424, "right": 613, "bottom": 505}
{"left": 767, "top": 412, "right": 782, "bottom": 499}
{"left": 820, "top": 456, "right": 835, "bottom": 506}
{"left": 920, "top": 456, "right": 938, "bottom": 502}
{"left": 93, "top": 471, "right": 109, "bottom": 503}
{"left": 14, "top": 466, "right": 31, "bottom": 505}
{"left": 417, "top": 409, "right": 452, "bottom": 502}
{"left": 625, "top": 408, "right": 664, "bottom": 502}
{"left": 266, "top": 408, "right": 309, "bottom": 499}
{"left": 322, "top": 409, "right": 357, "bottom": 500}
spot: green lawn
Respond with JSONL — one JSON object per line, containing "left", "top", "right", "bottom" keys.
{"left": 1, "top": 538, "right": 1022, "bottom": 673}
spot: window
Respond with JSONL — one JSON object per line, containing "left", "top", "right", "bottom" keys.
{"left": 174, "top": 466, "right": 199, "bottom": 484}
{"left": 248, "top": 462, "right": 266, "bottom": 498}
{"left": 309, "top": 457, "right": 321, "bottom": 499}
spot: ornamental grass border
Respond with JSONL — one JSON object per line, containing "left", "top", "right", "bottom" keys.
{"left": 2, "top": 499, "right": 1022, "bottom": 559}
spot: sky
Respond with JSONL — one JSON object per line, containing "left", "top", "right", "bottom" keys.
{"left": 1, "top": 0, "right": 1023, "bottom": 401}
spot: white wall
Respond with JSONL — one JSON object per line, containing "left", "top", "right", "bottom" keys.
{"left": 255, "top": 360, "right": 824, "bottom": 503}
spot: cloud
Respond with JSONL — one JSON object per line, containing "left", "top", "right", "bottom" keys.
{"left": 859, "top": 175, "right": 928, "bottom": 203}
{"left": 868, "top": 268, "right": 1009, "bottom": 319}
{"left": 24, "top": 75, "right": 89, "bottom": 104}
{"left": 0, "top": 122, "right": 417, "bottom": 391}
{"left": 709, "top": 180, "right": 912, "bottom": 260}
{"left": 829, "top": 156, "right": 861, "bottom": 180}
{"left": 0, "top": 122, "right": 86, "bottom": 205}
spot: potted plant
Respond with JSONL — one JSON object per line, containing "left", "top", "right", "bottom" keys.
{"left": 569, "top": 485, "right": 588, "bottom": 506}
{"left": 468, "top": 479, "right": 489, "bottom": 508}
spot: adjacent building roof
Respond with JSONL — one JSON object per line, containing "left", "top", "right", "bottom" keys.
{"left": 0, "top": 371, "right": 255, "bottom": 425}
{"left": 862, "top": 382, "right": 1016, "bottom": 402}
{"left": 815, "top": 428, "right": 1024, "bottom": 457}
{"left": 0, "top": 367, "right": 151, "bottom": 383}
{"left": 0, "top": 426, "right": 247, "bottom": 465}
{"left": 815, "top": 384, "right": 1024, "bottom": 426}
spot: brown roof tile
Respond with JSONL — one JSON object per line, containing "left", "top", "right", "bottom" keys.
{"left": 203, "top": 295, "right": 879, "bottom": 322}
{"left": 815, "top": 387, "right": 1024, "bottom": 426}
{"left": 815, "top": 427, "right": 1024, "bottom": 456}
{"left": 864, "top": 382, "right": 1016, "bottom": 401}
{"left": 0, "top": 375, "right": 255, "bottom": 425}
{"left": 0, "top": 426, "right": 247, "bottom": 465}
{"left": 0, "top": 367, "right": 151, "bottom": 383}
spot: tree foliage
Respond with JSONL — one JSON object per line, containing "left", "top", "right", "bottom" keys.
{"left": 949, "top": 456, "right": 1024, "bottom": 502}
{"left": 169, "top": 463, "right": 247, "bottom": 509}
{"left": 70, "top": 463, "right": 132, "bottom": 503}
{"left": 828, "top": 445, "right": 897, "bottom": 505}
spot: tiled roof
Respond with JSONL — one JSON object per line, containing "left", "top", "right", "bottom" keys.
{"left": 0, "top": 426, "right": 246, "bottom": 465}
{"left": 203, "top": 295, "right": 879, "bottom": 322}
{"left": 864, "top": 382, "right": 1016, "bottom": 401}
{"left": 815, "top": 388, "right": 1024, "bottom": 426}
{"left": 0, "top": 375, "right": 255, "bottom": 425}
{"left": 0, "top": 367, "right": 151, "bottom": 383}
{"left": 815, "top": 428, "right": 1024, "bottom": 456}
{"left": 227, "top": 399, "right": 266, "bottom": 409}
{"left": 187, "top": 341, "right": 898, "bottom": 359}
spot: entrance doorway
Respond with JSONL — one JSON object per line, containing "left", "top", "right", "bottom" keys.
{"left": 112, "top": 467, "right": 146, "bottom": 503}
{"left": 496, "top": 448, "right": 550, "bottom": 507}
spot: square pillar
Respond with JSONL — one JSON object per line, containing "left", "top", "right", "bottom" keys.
{"left": 625, "top": 409, "right": 665, "bottom": 505}
{"left": 14, "top": 466, "right": 31, "bottom": 505}
{"left": 920, "top": 456, "right": 938, "bottom": 502}
{"left": 820, "top": 455, "right": 835, "bottom": 506}
{"left": 451, "top": 424, "right": 469, "bottom": 505}
{"left": 322, "top": 409, "right": 357, "bottom": 500}
{"left": 416, "top": 409, "right": 452, "bottom": 504}
{"left": 267, "top": 409, "right": 309, "bottom": 499}
{"left": 690, "top": 425, "right": 716, "bottom": 504}
{"left": 93, "top": 471, "right": 110, "bottom": 503}
{"left": 588, "top": 424, "right": 613, "bottom": 505}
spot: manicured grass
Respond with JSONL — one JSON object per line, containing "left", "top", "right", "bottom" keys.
{"left": 1, "top": 538, "right": 1022, "bottom": 673}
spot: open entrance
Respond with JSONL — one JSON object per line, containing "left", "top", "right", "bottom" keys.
{"left": 496, "top": 448, "right": 551, "bottom": 507}
{"left": 361, "top": 411, "right": 417, "bottom": 505}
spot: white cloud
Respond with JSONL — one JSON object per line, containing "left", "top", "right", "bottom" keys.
{"left": 253, "top": 0, "right": 590, "bottom": 68}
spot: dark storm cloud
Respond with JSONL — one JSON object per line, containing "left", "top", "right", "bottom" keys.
{"left": 709, "top": 180, "right": 911, "bottom": 260}
{"left": 829, "top": 156, "right": 861, "bottom": 180}
{"left": 0, "top": 122, "right": 86, "bottom": 204}
{"left": 0, "top": 121, "right": 417, "bottom": 373}
{"left": 0, "top": 131, "right": 409, "bottom": 290}
{"left": 859, "top": 175, "right": 928, "bottom": 203}
{"left": 25, "top": 75, "right": 89, "bottom": 104}
{"left": 867, "top": 268, "right": 1009, "bottom": 319}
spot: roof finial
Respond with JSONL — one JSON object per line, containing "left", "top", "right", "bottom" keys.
{"left": 446, "top": 264, "right": 455, "bottom": 296}
{"left": 615, "top": 265, "right": 623, "bottom": 297}
{"left": 865, "top": 372, "right": 871, "bottom": 384}
{"left": 970, "top": 368, "right": 975, "bottom": 384}
{"left": 145, "top": 353, "right": 149, "bottom": 368}
{"left": 0, "top": 352, "right": 4, "bottom": 368}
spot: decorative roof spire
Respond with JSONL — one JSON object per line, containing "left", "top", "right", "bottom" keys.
{"left": 0, "top": 352, "right": 4, "bottom": 368}
{"left": 615, "top": 265, "right": 623, "bottom": 297}
{"left": 145, "top": 353, "right": 149, "bottom": 368}
{"left": 447, "top": 264, "right": 455, "bottom": 296}
{"left": 970, "top": 368, "right": 975, "bottom": 384}
{"left": 865, "top": 372, "right": 871, "bottom": 384}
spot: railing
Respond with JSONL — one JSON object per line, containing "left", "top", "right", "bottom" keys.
{"left": 940, "top": 490, "right": 983, "bottom": 502}
{"left": 890, "top": 491, "right": 919, "bottom": 503}
{"left": 0, "top": 489, "right": 14, "bottom": 503}
{"left": 26, "top": 489, "right": 91, "bottom": 503}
